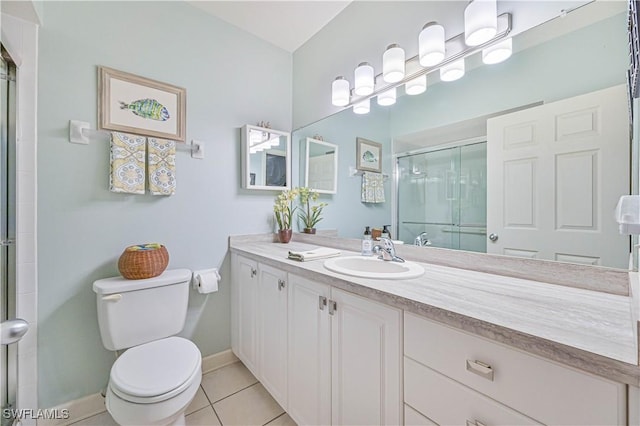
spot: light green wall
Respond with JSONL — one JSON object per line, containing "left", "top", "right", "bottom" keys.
{"left": 37, "top": 1, "right": 291, "bottom": 408}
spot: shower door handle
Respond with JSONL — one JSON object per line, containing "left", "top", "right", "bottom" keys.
{"left": 1, "top": 318, "right": 29, "bottom": 345}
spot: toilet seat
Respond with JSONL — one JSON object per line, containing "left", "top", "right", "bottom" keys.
{"left": 110, "top": 336, "right": 201, "bottom": 404}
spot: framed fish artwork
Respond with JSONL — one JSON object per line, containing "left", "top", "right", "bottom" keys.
{"left": 98, "top": 66, "right": 186, "bottom": 142}
{"left": 356, "top": 137, "right": 382, "bottom": 173}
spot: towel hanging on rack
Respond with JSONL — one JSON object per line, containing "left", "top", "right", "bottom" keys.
{"left": 110, "top": 132, "right": 146, "bottom": 194}
{"left": 361, "top": 171, "right": 385, "bottom": 203}
{"left": 148, "top": 138, "right": 176, "bottom": 195}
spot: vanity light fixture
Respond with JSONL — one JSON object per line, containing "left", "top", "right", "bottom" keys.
{"left": 419, "top": 22, "right": 445, "bottom": 67}
{"left": 383, "top": 44, "right": 405, "bottom": 83}
{"left": 377, "top": 87, "right": 397, "bottom": 106}
{"left": 440, "top": 58, "right": 465, "bottom": 82}
{"left": 330, "top": 11, "right": 512, "bottom": 113}
{"left": 482, "top": 37, "right": 512, "bottom": 64}
{"left": 464, "top": 0, "right": 498, "bottom": 46}
{"left": 332, "top": 76, "right": 350, "bottom": 107}
{"left": 405, "top": 75, "right": 427, "bottom": 95}
{"left": 354, "top": 62, "right": 375, "bottom": 96}
{"left": 353, "top": 98, "right": 370, "bottom": 114}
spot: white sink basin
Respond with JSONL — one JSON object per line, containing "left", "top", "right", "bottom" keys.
{"left": 323, "top": 256, "right": 424, "bottom": 280}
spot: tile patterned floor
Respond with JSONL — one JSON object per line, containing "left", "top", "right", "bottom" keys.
{"left": 70, "top": 362, "right": 297, "bottom": 426}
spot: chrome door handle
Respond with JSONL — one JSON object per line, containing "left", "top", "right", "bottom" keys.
{"left": 328, "top": 300, "right": 337, "bottom": 315}
{"left": 466, "top": 359, "right": 494, "bottom": 381}
{"left": 489, "top": 233, "right": 498, "bottom": 242}
{"left": 0, "top": 239, "right": 15, "bottom": 246}
{"left": 319, "top": 296, "right": 327, "bottom": 310}
{"left": 1, "top": 318, "right": 29, "bottom": 345}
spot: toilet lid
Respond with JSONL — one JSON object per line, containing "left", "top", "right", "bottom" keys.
{"left": 110, "top": 336, "right": 201, "bottom": 399}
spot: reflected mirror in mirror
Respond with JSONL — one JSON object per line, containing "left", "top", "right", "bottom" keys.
{"left": 305, "top": 138, "right": 338, "bottom": 194}
{"left": 292, "top": 2, "right": 631, "bottom": 269}
{"left": 241, "top": 125, "right": 291, "bottom": 190}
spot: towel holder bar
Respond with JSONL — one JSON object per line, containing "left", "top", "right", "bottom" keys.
{"left": 68, "top": 120, "right": 203, "bottom": 158}
{"left": 348, "top": 166, "right": 389, "bottom": 180}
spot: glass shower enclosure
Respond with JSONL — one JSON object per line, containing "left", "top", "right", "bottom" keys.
{"left": 397, "top": 142, "right": 487, "bottom": 252}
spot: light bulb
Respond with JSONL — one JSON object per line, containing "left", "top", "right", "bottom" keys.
{"left": 482, "top": 38, "right": 512, "bottom": 64}
{"left": 440, "top": 59, "right": 465, "bottom": 82}
{"left": 405, "top": 75, "right": 427, "bottom": 95}
{"left": 331, "top": 76, "right": 350, "bottom": 106}
{"left": 464, "top": 0, "right": 497, "bottom": 46}
{"left": 354, "top": 62, "right": 374, "bottom": 96}
{"left": 353, "top": 98, "right": 370, "bottom": 114}
{"left": 377, "top": 87, "right": 396, "bottom": 106}
{"left": 419, "top": 22, "right": 445, "bottom": 67}
{"left": 383, "top": 44, "right": 405, "bottom": 83}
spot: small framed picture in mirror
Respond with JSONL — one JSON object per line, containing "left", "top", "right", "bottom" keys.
{"left": 356, "top": 137, "right": 382, "bottom": 173}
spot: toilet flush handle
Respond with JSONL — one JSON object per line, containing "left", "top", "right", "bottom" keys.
{"left": 102, "top": 294, "right": 122, "bottom": 302}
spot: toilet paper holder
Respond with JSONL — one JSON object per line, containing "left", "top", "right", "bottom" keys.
{"left": 191, "top": 268, "right": 221, "bottom": 294}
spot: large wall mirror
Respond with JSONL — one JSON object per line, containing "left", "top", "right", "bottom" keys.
{"left": 241, "top": 125, "right": 291, "bottom": 190}
{"left": 292, "top": 1, "right": 633, "bottom": 269}
{"left": 304, "top": 137, "right": 338, "bottom": 194}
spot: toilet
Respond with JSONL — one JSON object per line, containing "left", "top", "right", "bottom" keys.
{"left": 93, "top": 269, "right": 202, "bottom": 426}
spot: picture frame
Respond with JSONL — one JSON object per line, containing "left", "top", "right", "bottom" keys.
{"left": 356, "top": 137, "right": 382, "bottom": 173}
{"left": 98, "top": 66, "right": 186, "bottom": 142}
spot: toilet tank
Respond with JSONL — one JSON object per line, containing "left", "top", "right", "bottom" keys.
{"left": 93, "top": 269, "right": 192, "bottom": 351}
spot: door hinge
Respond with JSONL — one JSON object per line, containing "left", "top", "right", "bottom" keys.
{"left": 318, "top": 295, "right": 327, "bottom": 310}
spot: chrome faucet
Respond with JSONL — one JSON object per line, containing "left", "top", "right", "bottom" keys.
{"left": 372, "top": 237, "right": 405, "bottom": 263}
{"left": 414, "top": 232, "right": 431, "bottom": 247}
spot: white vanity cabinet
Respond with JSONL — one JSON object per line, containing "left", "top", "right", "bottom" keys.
{"left": 232, "top": 257, "right": 402, "bottom": 426}
{"left": 257, "top": 264, "right": 289, "bottom": 409}
{"left": 287, "top": 274, "right": 402, "bottom": 426}
{"left": 404, "top": 312, "right": 627, "bottom": 425}
{"left": 231, "top": 254, "right": 259, "bottom": 376}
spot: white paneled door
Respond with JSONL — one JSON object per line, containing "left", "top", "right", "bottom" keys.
{"left": 487, "top": 85, "right": 629, "bottom": 268}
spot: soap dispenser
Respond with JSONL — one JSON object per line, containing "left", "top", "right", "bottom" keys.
{"left": 362, "top": 226, "right": 373, "bottom": 256}
{"left": 381, "top": 225, "right": 392, "bottom": 240}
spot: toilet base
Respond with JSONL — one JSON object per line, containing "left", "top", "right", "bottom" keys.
{"left": 105, "top": 370, "right": 201, "bottom": 426}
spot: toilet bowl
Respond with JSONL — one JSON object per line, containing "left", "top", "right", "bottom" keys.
{"left": 105, "top": 337, "right": 202, "bottom": 426}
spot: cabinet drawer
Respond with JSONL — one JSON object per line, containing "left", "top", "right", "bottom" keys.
{"left": 405, "top": 357, "right": 541, "bottom": 426}
{"left": 404, "top": 312, "right": 626, "bottom": 425}
{"left": 404, "top": 404, "right": 436, "bottom": 426}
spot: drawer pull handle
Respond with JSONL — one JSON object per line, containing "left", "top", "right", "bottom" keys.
{"left": 466, "top": 421, "right": 487, "bottom": 426}
{"left": 466, "top": 359, "right": 494, "bottom": 381}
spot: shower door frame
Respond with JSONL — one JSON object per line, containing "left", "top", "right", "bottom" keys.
{"left": 394, "top": 136, "right": 487, "bottom": 249}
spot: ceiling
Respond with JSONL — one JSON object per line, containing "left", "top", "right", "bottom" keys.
{"left": 186, "top": 1, "right": 352, "bottom": 52}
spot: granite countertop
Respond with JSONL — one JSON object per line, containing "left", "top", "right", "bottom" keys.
{"left": 230, "top": 239, "right": 640, "bottom": 386}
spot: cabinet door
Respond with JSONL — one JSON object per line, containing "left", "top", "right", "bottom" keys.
{"left": 257, "top": 264, "right": 288, "bottom": 409}
{"left": 330, "top": 288, "right": 402, "bottom": 426}
{"left": 287, "top": 274, "right": 331, "bottom": 426}
{"left": 232, "top": 254, "right": 259, "bottom": 376}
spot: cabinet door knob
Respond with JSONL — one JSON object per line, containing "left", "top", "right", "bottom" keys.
{"left": 250, "top": 268, "right": 257, "bottom": 277}
{"left": 488, "top": 233, "right": 499, "bottom": 242}
{"left": 466, "top": 359, "right": 494, "bottom": 381}
{"left": 318, "top": 296, "right": 327, "bottom": 310}
{"left": 278, "top": 279, "right": 286, "bottom": 291}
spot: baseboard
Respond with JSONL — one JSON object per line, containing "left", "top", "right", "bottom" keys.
{"left": 36, "top": 393, "right": 105, "bottom": 426}
{"left": 37, "top": 349, "right": 238, "bottom": 425}
{"left": 201, "top": 348, "right": 239, "bottom": 374}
